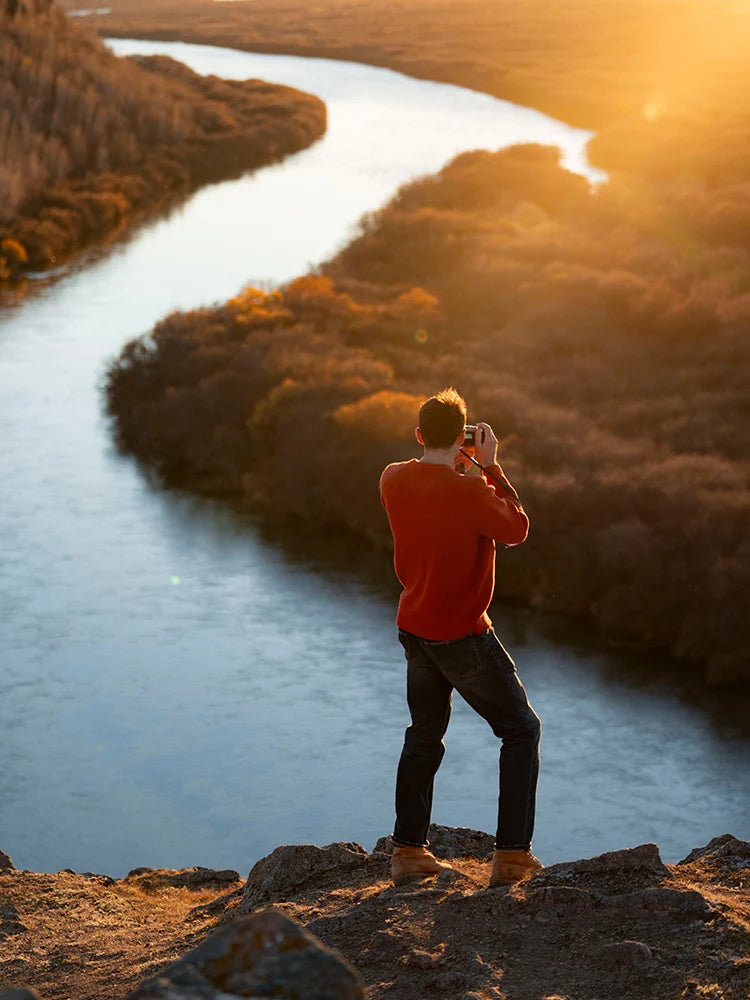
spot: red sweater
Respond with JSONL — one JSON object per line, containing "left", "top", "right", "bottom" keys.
{"left": 380, "top": 460, "right": 529, "bottom": 640}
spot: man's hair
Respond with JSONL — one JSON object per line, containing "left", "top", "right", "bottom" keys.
{"left": 418, "top": 388, "right": 467, "bottom": 449}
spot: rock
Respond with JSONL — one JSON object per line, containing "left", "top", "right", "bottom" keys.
{"left": 604, "top": 887, "right": 713, "bottom": 920}
{"left": 126, "top": 867, "right": 241, "bottom": 893}
{"left": 596, "top": 940, "right": 654, "bottom": 973}
{"left": 539, "top": 843, "right": 668, "bottom": 878}
{"left": 529, "top": 843, "right": 669, "bottom": 895}
{"left": 374, "top": 824, "right": 495, "bottom": 859}
{"left": 679, "top": 834, "right": 750, "bottom": 867}
{"left": 0, "top": 850, "right": 14, "bottom": 870}
{"left": 239, "top": 843, "right": 369, "bottom": 913}
{"left": 80, "top": 872, "right": 117, "bottom": 886}
{"left": 592, "top": 941, "right": 656, "bottom": 982}
{"left": 0, "top": 904, "right": 27, "bottom": 940}
{"left": 125, "top": 907, "right": 364, "bottom": 999}
{"left": 0, "top": 991, "right": 42, "bottom": 1000}
{"left": 186, "top": 886, "right": 244, "bottom": 923}
{"left": 405, "top": 949, "right": 442, "bottom": 971}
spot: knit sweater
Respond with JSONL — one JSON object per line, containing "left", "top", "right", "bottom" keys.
{"left": 380, "top": 459, "right": 529, "bottom": 641}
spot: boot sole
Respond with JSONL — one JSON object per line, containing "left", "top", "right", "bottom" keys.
{"left": 392, "top": 871, "right": 437, "bottom": 887}
{"left": 392, "top": 867, "right": 452, "bottom": 887}
{"left": 489, "top": 867, "right": 540, "bottom": 887}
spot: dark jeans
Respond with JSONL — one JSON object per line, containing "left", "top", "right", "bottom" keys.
{"left": 394, "top": 627, "right": 541, "bottom": 851}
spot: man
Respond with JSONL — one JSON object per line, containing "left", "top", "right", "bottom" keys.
{"left": 380, "top": 388, "right": 542, "bottom": 888}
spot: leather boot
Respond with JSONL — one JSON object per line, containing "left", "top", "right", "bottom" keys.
{"left": 489, "top": 849, "right": 543, "bottom": 887}
{"left": 391, "top": 845, "right": 453, "bottom": 886}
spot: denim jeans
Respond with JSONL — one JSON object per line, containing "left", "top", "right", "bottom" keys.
{"left": 393, "top": 627, "right": 541, "bottom": 851}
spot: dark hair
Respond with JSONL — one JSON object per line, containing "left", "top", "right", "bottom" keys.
{"left": 418, "top": 387, "right": 467, "bottom": 449}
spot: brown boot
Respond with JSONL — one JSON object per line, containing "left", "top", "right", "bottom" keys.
{"left": 489, "top": 849, "right": 543, "bottom": 887}
{"left": 391, "top": 845, "right": 453, "bottom": 886}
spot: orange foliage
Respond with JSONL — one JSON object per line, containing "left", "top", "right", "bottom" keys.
{"left": 0, "top": 7, "right": 325, "bottom": 284}
{"left": 333, "top": 391, "right": 424, "bottom": 443}
{"left": 106, "top": 137, "right": 750, "bottom": 684}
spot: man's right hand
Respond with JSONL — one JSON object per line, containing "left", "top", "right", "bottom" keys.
{"left": 475, "top": 422, "right": 499, "bottom": 467}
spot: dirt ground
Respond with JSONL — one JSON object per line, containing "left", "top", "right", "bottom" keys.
{"left": 1, "top": 832, "right": 748, "bottom": 1000}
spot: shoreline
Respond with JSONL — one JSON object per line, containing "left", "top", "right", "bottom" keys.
{"left": 0, "top": 40, "right": 326, "bottom": 303}
{"left": 97, "top": 27, "right": 602, "bottom": 133}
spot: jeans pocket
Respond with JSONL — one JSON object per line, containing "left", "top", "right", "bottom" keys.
{"left": 424, "top": 633, "right": 483, "bottom": 681}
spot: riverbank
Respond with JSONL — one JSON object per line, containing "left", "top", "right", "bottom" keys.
{"left": 0, "top": 9, "right": 325, "bottom": 297}
{"left": 64, "top": 0, "right": 749, "bottom": 134}
{"left": 1, "top": 829, "right": 748, "bottom": 1000}
{"left": 74, "top": 3, "right": 750, "bottom": 229}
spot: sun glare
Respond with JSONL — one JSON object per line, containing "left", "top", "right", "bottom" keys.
{"left": 643, "top": 96, "right": 668, "bottom": 122}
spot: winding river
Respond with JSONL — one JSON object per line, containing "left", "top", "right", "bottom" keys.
{"left": 1, "top": 40, "right": 747, "bottom": 877}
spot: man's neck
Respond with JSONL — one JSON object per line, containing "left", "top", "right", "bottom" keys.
{"left": 420, "top": 448, "right": 457, "bottom": 467}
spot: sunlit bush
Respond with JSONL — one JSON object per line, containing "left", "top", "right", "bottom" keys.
{"left": 333, "top": 390, "right": 424, "bottom": 442}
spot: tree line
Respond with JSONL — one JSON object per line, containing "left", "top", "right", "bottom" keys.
{"left": 0, "top": 5, "right": 326, "bottom": 285}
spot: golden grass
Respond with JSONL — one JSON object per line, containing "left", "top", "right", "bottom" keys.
{"left": 62, "top": 0, "right": 750, "bottom": 131}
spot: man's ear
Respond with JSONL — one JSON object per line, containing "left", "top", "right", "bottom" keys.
{"left": 415, "top": 428, "right": 424, "bottom": 445}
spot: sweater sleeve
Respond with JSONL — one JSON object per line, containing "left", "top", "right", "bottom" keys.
{"left": 474, "top": 464, "right": 529, "bottom": 546}
{"left": 379, "top": 463, "right": 396, "bottom": 508}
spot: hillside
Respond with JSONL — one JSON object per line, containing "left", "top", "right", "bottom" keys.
{"left": 0, "top": 4, "right": 326, "bottom": 288}
{"left": 1, "top": 829, "right": 748, "bottom": 999}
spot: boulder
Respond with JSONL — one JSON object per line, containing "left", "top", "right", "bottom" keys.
{"left": 125, "top": 907, "right": 363, "bottom": 999}
{"left": 126, "top": 867, "right": 241, "bottom": 892}
{"left": 529, "top": 843, "right": 669, "bottom": 894}
{"left": 0, "top": 849, "right": 14, "bottom": 870}
{"left": 374, "top": 824, "right": 495, "bottom": 859}
{"left": 0, "top": 991, "right": 42, "bottom": 1000}
{"left": 596, "top": 939, "right": 655, "bottom": 971}
{"left": 679, "top": 834, "right": 750, "bottom": 867}
{"left": 540, "top": 843, "right": 668, "bottom": 877}
{"left": 240, "top": 843, "right": 369, "bottom": 913}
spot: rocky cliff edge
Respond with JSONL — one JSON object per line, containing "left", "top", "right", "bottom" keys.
{"left": 0, "top": 827, "right": 748, "bottom": 1000}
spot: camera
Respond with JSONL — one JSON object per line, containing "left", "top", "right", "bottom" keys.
{"left": 463, "top": 424, "right": 484, "bottom": 448}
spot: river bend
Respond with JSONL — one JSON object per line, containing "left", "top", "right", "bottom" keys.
{"left": 0, "top": 41, "right": 747, "bottom": 875}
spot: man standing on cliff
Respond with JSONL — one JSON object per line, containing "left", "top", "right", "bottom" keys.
{"left": 380, "top": 388, "right": 542, "bottom": 888}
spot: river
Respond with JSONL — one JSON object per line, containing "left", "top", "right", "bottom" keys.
{"left": 0, "top": 40, "right": 747, "bottom": 878}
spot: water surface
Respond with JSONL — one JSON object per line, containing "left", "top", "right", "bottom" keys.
{"left": 0, "top": 42, "right": 747, "bottom": 876}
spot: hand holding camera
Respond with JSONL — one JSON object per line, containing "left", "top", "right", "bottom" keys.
{"left": 462, "top": 422, "right": 498, "bottom": 468}
{"left": 474, "top": 422, "right": 499, "bottom": 467}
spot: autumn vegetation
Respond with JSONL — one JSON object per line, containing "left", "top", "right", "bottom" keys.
{"left": 106, "top": 138, "right": 750, "bottom": 687}
{"left": 49, "top": 0, "right": 743, "bottom": 685}
{"left": 0, "top": 3, "right": 325, "bottom": 287}
{"left": 78, "top": 1, "right": 747, "bottom": 125}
